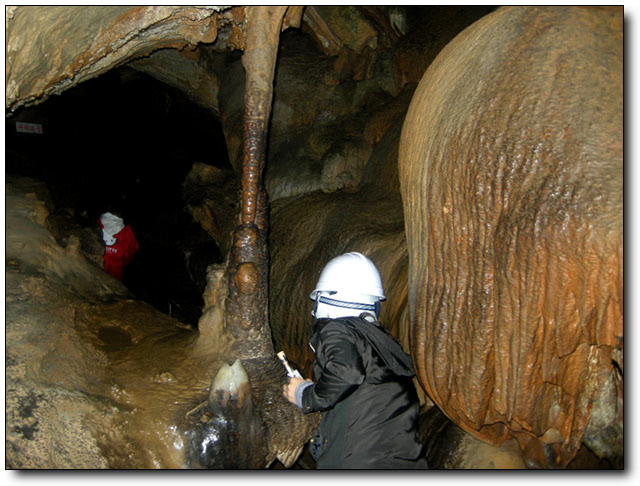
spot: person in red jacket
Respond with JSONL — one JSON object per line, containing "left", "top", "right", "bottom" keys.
{"left": 98, "top": 212, "right": 139, "bottom": 280}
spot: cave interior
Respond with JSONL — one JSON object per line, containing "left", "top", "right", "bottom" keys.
{"left": 6, "top": 67, "right": 230, "bottom": 326}
{"left": 3, "top": 5, "right": 622, "bottom": 470}
{"left": 4, "top": 5, "right": 472, "bottom": 327}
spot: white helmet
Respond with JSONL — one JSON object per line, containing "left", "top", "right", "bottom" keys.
{"left": 310, "top": 252, "right": 386, "bottom": 319}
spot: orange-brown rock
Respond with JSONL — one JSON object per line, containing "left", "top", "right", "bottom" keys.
{"left": 399, "top": 6, "right": 622, "bottom": 468}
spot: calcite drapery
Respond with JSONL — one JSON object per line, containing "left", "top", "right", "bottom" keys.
{"left": 399, "top": 6, "right": 623, "bottom": 468}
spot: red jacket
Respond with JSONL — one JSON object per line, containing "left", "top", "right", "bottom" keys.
{"left": 104, "top": 225, "right": 138, "bottom": 280}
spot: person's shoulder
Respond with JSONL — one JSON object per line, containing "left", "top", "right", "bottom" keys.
{"left": 316, "top": 318, "right": 358, "bottom": 342}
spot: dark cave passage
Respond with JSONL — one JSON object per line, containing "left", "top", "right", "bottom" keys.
{"left": 5, "top": 68, "right": 231, "bottom": 327}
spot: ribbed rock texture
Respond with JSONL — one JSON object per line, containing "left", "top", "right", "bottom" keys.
{"left": 399, "top": 6, "right": 622, "bottom": 469}
{"left": 5, "top": 5, "right": 621, "bottom": 470}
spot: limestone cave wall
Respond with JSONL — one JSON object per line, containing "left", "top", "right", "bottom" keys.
{"left": 4, "top": 5, "right": 621, "bottom": 470}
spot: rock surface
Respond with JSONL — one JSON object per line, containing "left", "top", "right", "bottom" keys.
{"left": 5, "top": 5, "right": 620, "bottom": 469}
{"left": 5, "top": 177, "right": 317, "bottom": 468}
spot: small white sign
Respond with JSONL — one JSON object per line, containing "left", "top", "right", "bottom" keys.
{"left": 16, "top": 121, "right": 43, "bottom": 134}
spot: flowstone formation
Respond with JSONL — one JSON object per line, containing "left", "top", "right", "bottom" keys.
{"left": 6, "top": 6, "right": 621, "bottom": 469}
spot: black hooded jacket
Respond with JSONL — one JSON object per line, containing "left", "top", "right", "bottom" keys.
{"left": 300, "top": 315, "right": 428, "bottom": 469}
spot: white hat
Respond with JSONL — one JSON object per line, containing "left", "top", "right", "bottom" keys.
{"left": 100, "top": 212, "right": 124, "bottom": 246}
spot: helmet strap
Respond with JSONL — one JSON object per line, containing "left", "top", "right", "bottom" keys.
{"left": 317, "top": 295, "right": 378, "bottom": 317}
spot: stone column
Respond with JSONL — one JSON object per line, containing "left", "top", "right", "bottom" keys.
{"left": 224, "top": 6, "right": 288, "bottom": 359}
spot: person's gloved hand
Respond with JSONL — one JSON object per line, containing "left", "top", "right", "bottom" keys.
{"left": 283, "top": 377, "right": 312, "bottom": 406}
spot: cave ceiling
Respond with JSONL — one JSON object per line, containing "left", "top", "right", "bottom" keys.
{"left": 5, "top": 5, "right": 424, "bottom": 116}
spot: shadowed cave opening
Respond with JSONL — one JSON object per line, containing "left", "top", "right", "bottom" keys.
{"left": 5, "top": 67, "right": 231, "bottom": 327}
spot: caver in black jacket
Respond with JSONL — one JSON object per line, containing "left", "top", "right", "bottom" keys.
{"left": 300, "top": 315, "right": 428, "bottom": 469}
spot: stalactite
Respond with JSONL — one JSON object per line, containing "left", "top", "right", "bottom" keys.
{"left": 224, "top": 6, "right": 289, "bottom": 359}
